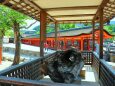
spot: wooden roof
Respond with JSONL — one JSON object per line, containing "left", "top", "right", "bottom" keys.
{"left": 47, "top": 28, "right": 112, "bottom": 38}
{"left": 0, "top": 0, "right": 115, "bottom": 23}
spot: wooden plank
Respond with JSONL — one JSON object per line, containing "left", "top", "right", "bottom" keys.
{"left": 53, "top": 14, "right": 95, "bottom": 18}
{"left": 58, "top": 19, "right": 92, "bottom": 22}
{"left": 0, "top": 76, "right": 83, "bottom": 86}
{"left": 45, "top": 6, "right": 98, "bottom": 11}
{"left": 40, "top": 10, "right": 47, "bottom": 57}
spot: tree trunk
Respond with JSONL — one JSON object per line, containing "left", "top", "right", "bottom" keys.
{"left": 0, "top": 30, "right": 4, "bottom": 64}
{"left": 12, "top": 21, "right": 21, "bottom": 65}
{"left": 0, "top": 35, "right": 3, "bottom": 64}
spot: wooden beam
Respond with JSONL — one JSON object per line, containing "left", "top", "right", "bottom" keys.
{"left": 23, "top": 0, "right": 41, "bottom": 11}
{"left": 53, "top": 14, "right": 95, "bottom": 18}
{"left": 58, "top": 19, "right": 92, "bottom": 22}
{"left": 99, "top": 8, "right": 104, "bottom": 59}
{"left": 55, "top": 22, "right": 58, "bottom": 50}
{"left": 10, "top": 0, "right": 20, "bottom": 8}
{"left": 28, "top": 0, "right": 56, "bottom": 22}
{"left": 45, "top": 6, "right": 99, "bottom": 11}
{"left": 92, "top": 21, "right": 95, "bottom": 51}
{"left": 58, "top": 21, "right": 92, "bottom": 24}
{"left": 1, "top": 0, "right": 10, "bottom": 4}
{"left": 40, "top": 10, "right": 47, "bottom": 57}
{"left": 93, "top": 0, "right": 109, "bottom": 21}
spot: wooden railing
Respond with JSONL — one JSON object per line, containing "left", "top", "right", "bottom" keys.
{"left": 99, "top": 60, "right": 115, "bottom": 86}
{"left": 81, "top": 51, "right": 93, "bottom": 65}
{"left": 92, "top": 52, "right": 100, "bottom": 77}
{"left": 0, "top": 52, "right": 56, "bottom": 86}
{"left": 0, "top": 51, "right": 114, "bottom": 86}
{"left": 0, "top": 51, "right": 93, "bottom": 86}
{"left": 93, "top": 52, "right": 115, "bottom": 86}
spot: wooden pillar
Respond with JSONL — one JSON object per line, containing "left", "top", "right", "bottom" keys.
{"left": 99, "top": 8, "right": 104, "bottom": 59}
{"left": 92, "top": 21, "right": 95, "bottom": 51}
{"left": 40, "top": 10, "right": 47, "bottom": 57}
{"left": 55, "top": 22, "right": 58, "bottom": 50}
{"left": 81, "top": 38, "right": 83, "bottom": 51}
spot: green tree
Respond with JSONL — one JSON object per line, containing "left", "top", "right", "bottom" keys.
{"left": 0, "top": 5, "right": 30, "bottom": 65}
{"left": 5, "top": 30, "right": 14, "bottom": 37}
{"left": 0, "top": 5, "right": 12, "bottom": 63}
{"left": 104, "top": 25, "right": 115, "bottom": 41}
{"left": 59, "top": 24, "right": 76, "bottom": 30}
{"left": 8, "top": 7, "right": 30, "bottom": 65}
{"left": 104, "top": 25, "right": 115, "bottom": 35}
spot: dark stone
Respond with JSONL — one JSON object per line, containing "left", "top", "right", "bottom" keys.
{"left": 46, "top": 48, "right": 84, "bottom": 83}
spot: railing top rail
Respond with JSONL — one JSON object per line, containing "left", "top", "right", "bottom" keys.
{"left": 100, "top": 59, "right": 115, "bottom": 77}
{"left": 0, "top": 76, "right": 80, "bottom": 86}
{"left": 0, "top": 52, "right": 56, "bottom": 76}
{"left": 93, "top": 52, "right": 115, "bottom": 77}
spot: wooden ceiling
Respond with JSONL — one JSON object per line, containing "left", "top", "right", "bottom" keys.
{"left": 0, "top": 0, "right": 115, "bottom": 23}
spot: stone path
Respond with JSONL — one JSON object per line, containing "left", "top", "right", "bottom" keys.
{"left": 2, "top": 43, "right": 55, "bottom": 61}
{"left": 0, "top": 61, "right": 12, "bottom": 71}
{"left": 0, "top": 43, "right": 55, "bottom": 71}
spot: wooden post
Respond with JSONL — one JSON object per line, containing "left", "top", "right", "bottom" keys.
{"left": 40, "top": 10, "right": 47, "bottom": 57}
{"left": 99, "top": 8, "right": 104, "bottom": 59}
{"left": 55, "top": 22, "right": 58, "bottom": 50}
{"left": 81, "top": 38, "right": 83, "bottom": 51}
{"left": 92, "top": 21, "right": 95, "bottom": 51}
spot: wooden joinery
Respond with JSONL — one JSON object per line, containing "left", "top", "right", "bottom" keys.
{"left": 93, "top": 0, "right": 109, "bottom": 21}
{"left": 40, "top": 10, "right": 47, "bottom": 57}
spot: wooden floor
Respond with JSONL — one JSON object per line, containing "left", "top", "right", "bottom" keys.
{"left": 40, "top": 65, "right": 100, "bottom": 86}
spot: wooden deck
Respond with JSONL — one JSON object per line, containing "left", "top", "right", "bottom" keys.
{"left": 40, "top": 65, "right": 100, "bottom": 86}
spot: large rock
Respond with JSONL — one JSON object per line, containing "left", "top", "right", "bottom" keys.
{"left": 46, "top": 48, "right": 84, "bottom": 83}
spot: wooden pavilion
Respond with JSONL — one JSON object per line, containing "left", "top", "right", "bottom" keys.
{"left": 0, "top": 0, "right": 115, "bottom": 86}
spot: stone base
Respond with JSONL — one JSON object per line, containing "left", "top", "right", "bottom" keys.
{"left": 73, "top": 76, "right": 81, "bottom": 84}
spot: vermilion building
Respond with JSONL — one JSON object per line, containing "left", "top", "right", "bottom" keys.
{"left": 21, "top": 27, "right": 112, "bottom": 51}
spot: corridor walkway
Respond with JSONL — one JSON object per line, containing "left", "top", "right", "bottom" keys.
{"left": 40, "top": 65, "right": 100, "bottom": 86}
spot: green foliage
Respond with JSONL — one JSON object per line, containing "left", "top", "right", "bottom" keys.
{"left": 33, "top": 25, "right": 40, "bottom": 31}
{"left": 47, "top": 27, "right": 54, "bottom": 33}
{"left": 83, "top": 23, "right": 92, "bottom": 26}
{"left": 4, "top": 6, "right": 30, "bottom": 27}
{"left": 0, "top": 5, "right": 12, "bottom": 36}
{"left": 104, "top": 25, "right": 115, "bottom": 41}
{"left": 0, "top": 5, "right": 31, "bottom": 37}
{"left": 104, "top": 25, "right": 115, "bottom": 35}
{"left": 59, "top": 24, "right": 76, "bottom": 30}
{"left": 5, "top": 30, "right": 14, "bottom": 37}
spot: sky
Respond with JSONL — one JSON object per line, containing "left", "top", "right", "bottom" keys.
{"left": 111, "top": 17, "right": 115, "bottom": 21}
{"left": 25, "top": 19, "right": 40, "bottom": 30}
